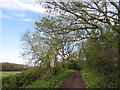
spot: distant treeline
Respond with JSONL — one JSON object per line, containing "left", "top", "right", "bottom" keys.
{"left": 0, "top": 62, "right": 28, "bottom": 71}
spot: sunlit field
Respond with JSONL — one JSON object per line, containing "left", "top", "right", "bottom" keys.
{"left": 0, "top": 71, "right": 21, "bottom": 78}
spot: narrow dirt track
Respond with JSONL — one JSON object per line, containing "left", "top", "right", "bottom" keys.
{"left": 59, "top": 71, "right": 85, "bottom": 88}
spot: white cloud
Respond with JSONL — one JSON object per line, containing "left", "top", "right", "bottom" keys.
{"left": 22, "top": 18, "right": 34, "bottom": 22}
{"left": 3, "top": 15, "right": 13, "bottom": 19}
{"left": 13, "top": 13, "right": 26, "bottom": 17}
{"left": 0, "top": 13, "right": 13, "bottom": 19}
{"left": 0, "top": 12, "right": 33, "bottom": 22}
{"left": 0, "top": 0, "right": 47, "bottom": 14}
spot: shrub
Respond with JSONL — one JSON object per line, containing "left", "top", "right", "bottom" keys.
{"left": 81, "top": 69, "right": 118, "bottom": 88}
{"left": 2, "top": 66, "right": 42, "bottom": 89}
{"left": 25, "top": 70, "right": 75, "bottom": 88}
{"left": 64, "top": 60, "right": 81, "bottom": 70}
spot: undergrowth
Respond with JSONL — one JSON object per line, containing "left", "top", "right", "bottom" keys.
{"left": 80, "top": 69, "right": 118, "bottom": 88}
{"left": 2, "top": 65, "right": 75, "bottom": 89}
{"left": 25, "top": 70, "right": 75, "bottom": 88}
{"left": 2, "top": 66, "right": 43, "bottom": 89}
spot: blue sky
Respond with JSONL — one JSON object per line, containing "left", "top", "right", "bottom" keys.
{"left": 0, "top": 0, "right": 47, "bottom": 64}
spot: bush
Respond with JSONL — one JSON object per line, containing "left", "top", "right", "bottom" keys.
{"left": 86, "top": 57, "right": 114, "bottom": 74}
{"left": 64, "top": 60, "right": 81, "bottom": 70}
{"left": 84, "top": 39, "right": 116, "bottom": 74}
{"left": 81, "top": 69, "right": 118, "bottom": 88}
{"left": 2, "top": 66, "right": 42, "bottom": 89}
{"left": 26, "top": 70, "right": 75, "bottom": 88}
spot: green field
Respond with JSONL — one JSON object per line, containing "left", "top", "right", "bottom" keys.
{"left": 0, "top": 71, "right": 21, "bottom": 78}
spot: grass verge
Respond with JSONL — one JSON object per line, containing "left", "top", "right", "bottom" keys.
{"left": 80, "top": 69, "right": 118, "bottom": 88}
{"left": 25, "top": 70, "right": 75, "bottom": 88}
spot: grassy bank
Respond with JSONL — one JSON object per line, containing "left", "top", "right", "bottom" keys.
{"left": 2, "top": 67, "right": 42, "bottom": 89}
{"left": 80, "top": 69, "right": 118, "bottom": 88}
{"left": 25, "top": 70, "right": 75, "bottom": 88}
{"left": 2, "top": 66, "right": 75, "bottom": 89}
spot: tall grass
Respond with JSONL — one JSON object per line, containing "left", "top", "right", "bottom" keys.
{"left": 80, "top": 69, "right": 118, "bottom": 88}
{"left": 25, "top": 70, "right": 75, "bottom": 88}
{"left": 2, "top": 66, "right": 43, "bottom": 89}
{"left": 2, "top": 65, "right": 75, "bottom": 89}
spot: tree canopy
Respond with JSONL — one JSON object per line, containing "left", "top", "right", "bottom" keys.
{"left": 21, "top": 1, "right": 119, "bottom": 85}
